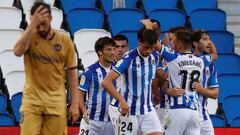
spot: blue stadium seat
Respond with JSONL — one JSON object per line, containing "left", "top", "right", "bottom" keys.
{"left": 190, "top": 9, "right": 226, "bottom": 31}
{"left": 210, "top": 114, "right": 226, "bottom": 127}
{"left": 11, "top": 92, "right": 22, "bottom": 124}
{"left": 101, "top": 0, "right": 136, "bottom": 15}
{"left": 0, "top": 93, "right": 7, "bottom": 113}
{"left": 218, "top": 74, "right": 240, "bottom": 103}
{"left": 142, "top": 0, "right": 178, "bottom": 15}
{"left": 182, "top": 0, "right": 217, "bottom": 16}
{"left": 67, "top": 8, "right": 104, "bottom": 35}
{"left": 215, "top": 53, "right": 240, "bottom": 75}
{"left": 118, "top": 30, "right": 138, "bottom": 50}
{"left": 108, "top": 8, "right": 144, "bottom": 36}
{"left": 149, "top": 9, "right": 186, "bottom": 32}
{"left": 0, "top": 113, "right": 14, "bottom": 126}
{"left": 231, "top": 116, "right": 240, "bottom": 127}
{"left": 208, "top": 30, "right": 234, "bottom": 53}
{"left": 223, "top": 95, "right": 240, "bottom": 125}
{"left": 60, "top": 0, "right": 96, "bottom": 13}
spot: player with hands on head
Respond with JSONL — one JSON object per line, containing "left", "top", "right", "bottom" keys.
{"left": 13, "top": 1, "right": 80, "bottom": 135}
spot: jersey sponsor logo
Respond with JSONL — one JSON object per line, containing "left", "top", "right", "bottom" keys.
{"left": 80, "top": 75, "right": 86, "bottom": 85}
{"left": 53, "top": 44, "right": 62, "bottom": 52}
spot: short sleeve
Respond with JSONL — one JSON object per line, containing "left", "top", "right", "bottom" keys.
{"left": 65, "top": 36, "right": 77, "bottom": 69}
{"left": 160, "top": 46, "right": 178, "bottom": 62}
{"left": 79, "top": 68, "right": 92, "bottom": 92}
{"left": 113, "top": 54, "right": 132, "bottom": 75}
{"left": 200, "top": 54, "right": 212, "bottom": 67}
{"left": 208, "top": 65, "right": 219, "bottom": 88}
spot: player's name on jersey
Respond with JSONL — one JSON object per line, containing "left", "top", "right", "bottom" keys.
{"left": 178, "top": 60, "right": 202, "bottom": 68}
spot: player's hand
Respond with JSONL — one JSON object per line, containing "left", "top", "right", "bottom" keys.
{"left": 68, "top": 103, "right": 80, "bottom": 125}
{"left": 83, "top": 111, "right": 89, "bottom": 124}
{"left": 28, "top": 5, "right": 50, "bottom": 31}
{"left": 140, "top": 19, "right": 157, "bottom": 30}
{"left": 162, "top": 32, "right": 170, "bottom": 46}
{"left": 152, "top": 95, "right": 161, "bottom": 106}
{"left": 193, "top": 82, "right": 205, "bottom": 93}
{"left": 167, "top": 87, "right": 185, "bottom": 97}
{"left": 119, "top": 99, "right": 129, "bottom": 116}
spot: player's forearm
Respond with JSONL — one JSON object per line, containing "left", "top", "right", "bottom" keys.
{"left": 13, "top": 27, "right": 34, "bottom": 56}
{"left": 78, "top": 91, "right": 87, "bottom": 113}
{"left": 68, "top": 69, "right": 79, "bottom": 104}
{"left": 102, "top": 79, "right": 125, "bottom": 103}
{"left": 200, "top": 87, "right": 218, "bottom": 99}
{"left": 209, "top": 42, "right": 218, "bottom": 62}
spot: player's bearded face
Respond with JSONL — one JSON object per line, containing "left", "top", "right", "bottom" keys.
{"left": 37, "top": 21, "right": 51, "bottom": 38}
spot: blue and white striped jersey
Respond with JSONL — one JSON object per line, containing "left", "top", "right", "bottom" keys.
{"left": 199, "top": 63, "right": 219, "bottom": 121}
{"left": 111, "top": 48, "right": 161, "bottom": 115}
{"left": 160, "top": 46, "right": 212, "bottom": 110}
{"left": 79, "top": 61, "right": 113, "bottom": 121}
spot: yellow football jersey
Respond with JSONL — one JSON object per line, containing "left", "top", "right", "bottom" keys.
{"left": 22, "top": 30, "right": 77, "bottom": 107}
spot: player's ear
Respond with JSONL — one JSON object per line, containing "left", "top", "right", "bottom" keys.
{"left": 98, "top": 50, "right": 103, "bottom": 56}
{"left": 192, "top": 41, "right": 198, "bottom": 48}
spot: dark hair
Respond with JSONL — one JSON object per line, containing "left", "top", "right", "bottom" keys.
{"left": 192, "top": 29, "right": 209, "bottom": 42}
{"left": 113, "top": 34, "right": 128, "bottom": 43}
{"left": 30, "top": 1, "right": 51, "bottom": 16}
{"left": 174, "top": 30, "right": 193, "bottom": 49}
{"left": 137, "top": 29, "right": 158, "bottom": 46}
{"left": 95, "top": 37, "right": 116, "bottom": 56}
{"left": 169, "top": 26, "right": 187, "bottom": 34}
{"left": 150, "top": 19, "right": 161, "bottom": 31}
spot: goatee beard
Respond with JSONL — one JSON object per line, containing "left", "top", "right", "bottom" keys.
{"left": 38, "top": 27, "right": 51, "bottom": 39}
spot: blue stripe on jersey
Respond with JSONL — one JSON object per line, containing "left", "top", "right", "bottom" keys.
{"left": 140, "top": 58, "right": 145, "bottom": 114}
{"left": 99, "top": 68, "right": 107, "bottom": 121}
{"left": 202, "top": 96, "right": 208, "bottom": 120}
{"left": 124, "top": 72, "right": 129, "bottom": 103}
{"left": 89, "top": 71, "right": 99, "bottom": 120}
{"left": 160, "top": 89, "right": 165, "bottom": 108}
{"left": 147, "top": 56, "right": 153, "bottom": 112}
{"left": 131, "top": 59, "right": 137, "bottom": 115}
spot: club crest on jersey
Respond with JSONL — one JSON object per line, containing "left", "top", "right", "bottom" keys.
{"left": 53, "top": 44, "right": 62, "bottom": 52}
{"left": 80, "top": 75, "right": 86, "bottom": 85}
{"left": 152, "top": 60, "right": 155, "bottom": 64}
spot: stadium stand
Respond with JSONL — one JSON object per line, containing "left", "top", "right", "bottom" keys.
{"left": 218, "top": 74, "right": 240, "bottom": 104}
{"left": 142, "top": 0, "right": 178, "bottom": 15}
{"left": 118, "top": 30, "right": 138, "bottom": 50}
{"left": 231, "top": 116, "right": 240, "bottom": 127}
{"left": 101, "top": 0, "right": 137, "bottom": 15}
{"left": 5, "top": 71, "right": 25, "bottom": 98}
{"left": 0, "top": 0, "right": 14, "bottom": 7}
{"left": 0, "top": 93, "right": 7, "bottom": 113}
{"left": 67, "top": 8, "right": 104, "bottom": 35}
{"left": 149, "top": 8, "right": 186, "bottom": 32}
{"left": 60, "top": 0, "right": 96, "bottom": 13}
{"left": 0, "top": 29, "right": 23, "bottom": 53}
{"left": 190, "top": 8, "right": 226, "bottom": 30}
{"left": 208, "top": 30, "right": 234, "bottom": 53}
{"left": 0, "top": 113, "right": 14, "bottom": 126}
{"left": 0, "top": 50, "right": 24, "bottom": 77}
{"left": 11, "top": 92, "right": 22, "bottom": 124}
{"left": 222, "top": 95, "right": 240, "bottom": 125}
{"left": 0, "top": 7, "right": 22, "bottom": 29}
{"left": 210, "top": 114, "right": 226, "bottom": 127}
{"left": 182, "top": 0, "right": 217, "bottom": 16}
{"left": 74, "top": 29, "right": 111, "bottom": 67}
{"left": 108, "top": 8, "right": 144, "bottom": 35}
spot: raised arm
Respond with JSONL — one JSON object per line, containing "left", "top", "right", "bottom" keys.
{"left": 13, "top": 6, "right": 49, "bottom": 56}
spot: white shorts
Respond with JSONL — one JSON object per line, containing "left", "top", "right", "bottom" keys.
{"left": 88, "top": 120, "right": 114, "bottom": 135}
{"left": 79, "top": 119, "right": 89, "bottom": 135}
{"left": 200, "top": 119, "right": 214, "bottom": 135}
{"left": 109, "top": 105, "right": 162, "bottom": 135}
{"left": 155, "top": 105, "right": 170, "bottom": 132}
{"left": 165, "top": 109, "right": 201, "bottom": 135}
